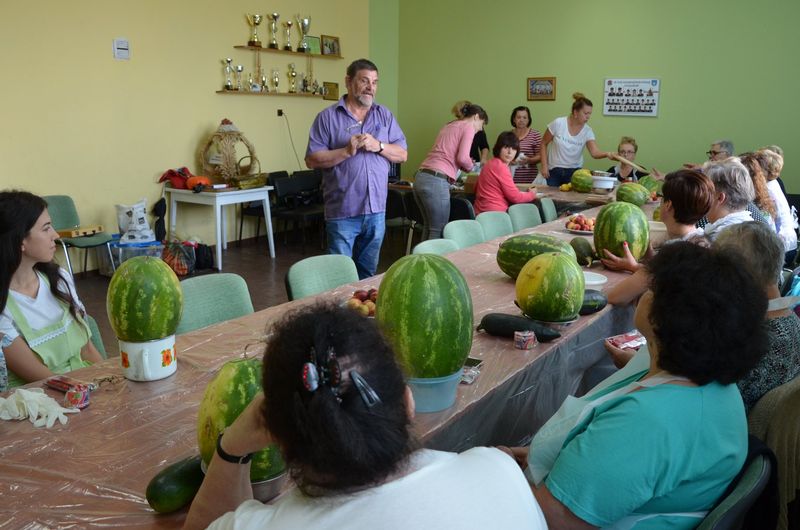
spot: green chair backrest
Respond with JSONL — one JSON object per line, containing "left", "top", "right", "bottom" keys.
{"left": 696, "top": 454, "right": 772, "bottom": 530}
{"left": 476, "top": 211, "right": 514, "bottom": 240}
{"left": 285, "top": 254, "right": 359, "bottom": 301}
{"left": 176, "top": 273, "right": 254, "bottom": 334}
{"left": 43, "top": 195, "right": 80, "bottom": 230}
{"left": 508, "top": 203, "right": 543, "bottom": 231}
{"left": 412, "top": 238, "right": 459, "bottom": 255}
{"left": 85, "top": 314, "right": 107, "bottom": 359}
{"left": 539, "top": 197, "right": 558, "bottom": 223}
{"left": 442, "top": 220, "right": 486, "bottom": 249}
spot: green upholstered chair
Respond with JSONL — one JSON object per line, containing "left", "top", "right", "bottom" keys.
{"left": 476, "top": 211, "right": 514, "bottom": 240}
{"left": 442, "top": 220, "right": 486, "bottom": 249}
{"left": 538, "top": 197, "right": 558, "bottom": 223}
{"left": 696, "top": 454, "right": 772, "bottom": 530}
{"left": 85, "top": 314, "right": 107, "bottom": 359}
{"left": 44, "top": 195, "right": 115, "bottom": 277}
{"left": 508, "top": 203, "right": 543, "bottom": 231}
{"left": 176, "top": 273, "right": 254, "bottom": 335}
{"left": 412, "top": 238, "right": 459, "bottom": 256}
{"left": 285, "top": 254, "right": 359, "bottom": 301}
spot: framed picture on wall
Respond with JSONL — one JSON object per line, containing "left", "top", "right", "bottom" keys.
{"left": 305, "top": 35, "right": 321, "bottom": 55}
{"left": 527, "top": 77, "right": 556, "bottom": 101}
{"left": 323, "top": 81, "right": 339, "bottom": 101}
{"left": 321, "top": 35, "right": 341, "bottom": 57}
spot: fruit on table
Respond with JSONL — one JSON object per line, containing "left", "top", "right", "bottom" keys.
{"left": 593, "top": 201, "right": 650, "bottom": 261}
{"left": 559, "top": 183, "right": 572, "bottom": 192}
{"left": 106, "top": 256, "right": 183, "bottom": 342}
{"left": 376, "top": 254, "right": 473, "bottom": 378}
{"left": 186, "top": 176, "right": 212, "bottom": 189}
{"left": 638, "top": 175, "right": 664, "bottom": 196}
{"left": 516, "top": 252, "right": 585, "bottom": 322}
{"left": 616, "top": 182, "right": 651, "bottom": 207}
{"left": 570, "top": 237, "right": 596, "bottom": 267}
{"left": 145, "top": 454, "right": 204, "bottom": 514}
{"left": 580, "top": 289, "right": 608, "bottom": 315}
{"left": 346, "top": 288, "right": 378, "bottom": 316}
{"left": 652, "top": 205, "right": 662, "bottom": 221}
{"left": 497, "top": 233, "right": 577, "bottom": 280}
{"left": 565, "top": 214, "right": 595, "bottom": 232}
{"left": 197, "top": 357, "right": 285, "bottom": 482}
{"left": 476, "top": 313, "right": 561, "bottom": 342}
{"left": 570, "top": 169, "right": 593, "bottom": 193}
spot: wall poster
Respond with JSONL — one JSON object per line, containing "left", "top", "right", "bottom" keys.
{"left": 603, "top": 78, "right": 660, "bottom": 117}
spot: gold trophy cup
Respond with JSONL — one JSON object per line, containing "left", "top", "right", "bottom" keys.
{"left": 287, "top": 63, "right": 297, "bottom": 93}
{"left": 246, "top": 14, "right": 263, "bottom": 47}
{"left": 283, "top": 20, "right": 293, "bottom": 51}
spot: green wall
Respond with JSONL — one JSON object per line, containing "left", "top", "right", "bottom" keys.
{"left": 393, "top": 0, "right": 800, "bottom": 191}
{"left": 369, "top": 0, "right": 400, "bottom": 112}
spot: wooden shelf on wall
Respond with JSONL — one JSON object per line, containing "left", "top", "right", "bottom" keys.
{"left": 234, "top": 45, "right": 342, "bottom": 59}
{"left": 215, "top": 90, "right": 323, "bottom": 98}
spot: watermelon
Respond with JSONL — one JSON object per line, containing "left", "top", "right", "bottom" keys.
{"left": 375, "top": 254, "right": 473, "bottom": 378}
{"left": 497, "top": 234, "right": 577, "bottom": 279}
{"left": 593, "top": 202, "right": 650, "bottom": 261}
{"left": 652, "top": 205, "right": 662, "bottom": 221}
{"left": 638, "top": 175, "right": 663, "bottom": 196}
{"left": 515, "top": 252, "right": 585, "bottom": 322}
{"left": 197, "top": 357, "right": 285, "bottom": 482}
{"left": 569, "top": 237, "right": 595, "bottom": 267}
{"left": 106, "top": 256, "right": 183, "bottom": 342}
{"left": 616, "top": 182, "right": 650, "bottom": 206}
{"left": 570, "top": 169, "right": 593, "bottom": 193}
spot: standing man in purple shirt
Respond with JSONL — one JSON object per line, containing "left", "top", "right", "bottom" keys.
{"left": 305, "top": 59, "right": 408, "bottom": 279}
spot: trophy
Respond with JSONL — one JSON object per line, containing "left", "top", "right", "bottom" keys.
{"left": 295, "top": 15, "right": 311, "bottom": 53}
{"left": 271, "top": 69, "right": 280, "bottom": 93}
{"left": 287, "top": 63, "right": 297, "bottom": 93}
{"left": 245, "top": 14, "right": 263, "bottom": 47}
{"left": 282, "top": 20, "right": 293, "bottom": 51}
{"left": 235, "top": 65, "right": 244, "bottom": 91}
{"left": 222, "top": 58, "right": 233, "bottom": 90}
{"left": 261, "top": 73, "right": 269, "bottom": 93}
{"left": 267, "top": 13, "right": 279, "bottom": 49}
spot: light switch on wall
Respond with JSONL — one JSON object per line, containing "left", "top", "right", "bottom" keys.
{"left": 113, "top": 38, "right": 130, "bottom": 60}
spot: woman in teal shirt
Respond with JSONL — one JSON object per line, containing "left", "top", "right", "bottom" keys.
{"left": 0, "top": 191, "right": 102, "bottom": 387}
{"left": 501, "top": 242, "right": 769, "bottom": 529}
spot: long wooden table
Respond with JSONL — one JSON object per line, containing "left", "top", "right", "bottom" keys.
{"left": 0, "top": 205, "right": 651, "bottom": 528}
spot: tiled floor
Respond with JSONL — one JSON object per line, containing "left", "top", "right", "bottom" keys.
{"left": 75, "top": 223, "right": 412, "bottom": 356}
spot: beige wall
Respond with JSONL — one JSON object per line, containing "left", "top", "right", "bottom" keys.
{"left": 0, "top": 0, "right": 368, "bottom": 268}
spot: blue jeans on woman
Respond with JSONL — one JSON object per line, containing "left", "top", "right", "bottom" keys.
{"left": 547, "top": 167, "right": 579, "bottom": 187}
{"left": 413, "top": 170, "right": 451, "bottom": 240}
{"left": 326, "top": 213, "right": 385, "bottom": 279}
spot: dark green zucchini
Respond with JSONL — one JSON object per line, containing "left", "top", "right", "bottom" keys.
{"left": 145, "top": 454, "right": 205, "bottom": 514}
{"left": 476, "top": 313, "right": 561, "bottom": 342}
{"left": 579, "top": 289, "right": 608, "bottom": 315}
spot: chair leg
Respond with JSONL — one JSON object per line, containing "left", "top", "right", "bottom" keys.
{"left": 406, "top": 222, "right": 416, "bottom": 255}
{"left": 59, "top": 241, "right": 74, "bottom": 277}
{"left": 106, "top": 242, "right": 116, "bottom": 273}
{"left": 83, "top": 249, "right": 89, "bottom": 275}
{"left": 238, "top": 209, "right": 245, "bottom": 247}
{"left": 256, "top": 216, "right": 262, "bottom": 239}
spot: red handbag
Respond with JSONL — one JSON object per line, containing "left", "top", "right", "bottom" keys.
{"left": 158, "top": 167, "right": 195, "bottom": 189}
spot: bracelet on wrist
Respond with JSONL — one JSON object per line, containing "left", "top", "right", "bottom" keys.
{"left": 216, "top": 431, "right": 253, "bottom": 464}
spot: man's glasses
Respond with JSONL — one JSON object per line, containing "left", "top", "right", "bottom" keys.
{"left": 618, "top": 150, "right": 636, "bottom": 155}
{"left": 706, "top": 150, "right": 724, "bottom": 157}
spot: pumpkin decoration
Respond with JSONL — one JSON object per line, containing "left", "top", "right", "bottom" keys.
{"left": 186, "top": 176, "right": 212, "bottom": 189}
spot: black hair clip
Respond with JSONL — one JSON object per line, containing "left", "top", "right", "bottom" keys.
{"left": 350, "top": 370, "right": 381, "bottom": 408}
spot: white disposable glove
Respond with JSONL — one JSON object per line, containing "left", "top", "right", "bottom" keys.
{"left": 0, "top": 388, "right": 79, "bottom": 428}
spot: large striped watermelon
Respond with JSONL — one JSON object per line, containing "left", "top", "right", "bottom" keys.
{"left": 497, "top": 234, "right": 577, "bottom": 279}
{"left": 516, "top": 252, "right": 585, "bottom": 321}
{"left": 638, "top": 175, "right": 663, "bottom": 196}
{"left": 616, "top": 182, "right": 650, "bottom": 206}
{"left": 593, "top": 202, "right": 650, "bottom": 260}
{"left": 106, "top": 256, "right": 183, "bottom": 342}
{"left": 197, "top": 357, "right": 285, "bottom": 482}
{"left": 375, "top": 254, "right": 473, "bottom": 378}
{"left": 570, "top": 169, "right": 593, "bottom": 193}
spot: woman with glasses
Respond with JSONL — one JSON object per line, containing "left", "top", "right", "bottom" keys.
{"left": 607, "top": 136, "right": 649, "bottom": 183}
{"left": 185, "top": 303, "right": 546, "bottom": 530}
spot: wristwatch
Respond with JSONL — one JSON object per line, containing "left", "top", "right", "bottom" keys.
{"left": 216, "top": 431, "right": 253, "bottom": 464}
{"left": 378, "top": 142, "right": 385, "bottom": 154}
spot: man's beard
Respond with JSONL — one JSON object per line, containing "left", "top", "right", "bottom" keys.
{"left": 355, "top": 93, "right": 374, "bottom": 107}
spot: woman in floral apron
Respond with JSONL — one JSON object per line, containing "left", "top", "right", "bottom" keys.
{"left": 0, "top": 191, "right": 103, "bottom": 388}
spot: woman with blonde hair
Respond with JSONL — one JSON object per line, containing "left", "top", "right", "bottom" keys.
{"left": 759, "top": 148, "right": 797, "bottom": 265}
{"left": 739, "top": 152, "right": 777, "bottom": 227}
{"left": 607, "top": 136, "right": 649, "bottom": 183}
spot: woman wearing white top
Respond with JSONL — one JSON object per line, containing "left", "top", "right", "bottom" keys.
{"left": 759, "top": 148, "right": 798, "bottom": 266}
{"left": 0, "top": 191, "right": 102, "bottom": 388}
{"left": 539, "top": 92, "right": 617, "bottom": 186}
{"left": 184, "top": 303, "right": 546, "bottom": 530}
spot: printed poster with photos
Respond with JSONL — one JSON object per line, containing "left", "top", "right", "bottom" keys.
{"left": 603, "top": 78, "right": 660, "bottom": 117}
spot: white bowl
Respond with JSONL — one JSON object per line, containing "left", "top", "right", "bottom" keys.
{"left": 591, "top": 171, "right": 613, "bottom": 177}
{"left": 583, "top": 271, "right": 608, "bottom": 289}
{"left": 592, "top": 175, "right": 616, "bottom": 190}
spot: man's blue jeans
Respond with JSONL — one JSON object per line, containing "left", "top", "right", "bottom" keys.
{"left": 326, "top": 213, "right": 385, "bottom": 279}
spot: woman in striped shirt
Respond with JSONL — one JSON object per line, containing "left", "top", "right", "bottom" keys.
{"left": 509, "top": 106, "right": 542, "bottom": 185}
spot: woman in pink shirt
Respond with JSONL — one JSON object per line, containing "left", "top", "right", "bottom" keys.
{"left": 413, "top": 103, "right": 488, "bottom": 240}
{"left": 474, "top": 132, "right": 537, "bottom": 215}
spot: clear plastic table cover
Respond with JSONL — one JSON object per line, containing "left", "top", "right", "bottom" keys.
{"left": 0, "top": 204, "right": 650, "bottom": 528}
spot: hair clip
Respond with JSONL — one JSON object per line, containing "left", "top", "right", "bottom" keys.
{"left": 302, "top": 362, "right": 319, "bottom": 392}
{"left": 350, "top": 370, "right": 381, "bottom": 408}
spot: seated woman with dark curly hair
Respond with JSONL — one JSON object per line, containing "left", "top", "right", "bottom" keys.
{"left": 500, "top": 242, "right": 768, "bottom": 529}
{"left": 184, "top": 303, "right": 546, "bottom": 530}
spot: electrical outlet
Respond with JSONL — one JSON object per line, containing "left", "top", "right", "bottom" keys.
{"left": 277, "top": 109, "right": 284, "bottom": 117}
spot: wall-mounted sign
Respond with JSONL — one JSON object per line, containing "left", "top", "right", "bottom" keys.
{"left": 603, "top": 78, "right": 659, "bottom": 117}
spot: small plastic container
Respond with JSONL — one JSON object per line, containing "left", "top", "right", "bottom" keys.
{"left": 97, "top": 238, "right": 164, "bottom": 277}
{"left": 407, "top": 370, "right": 462, "bottom": 413}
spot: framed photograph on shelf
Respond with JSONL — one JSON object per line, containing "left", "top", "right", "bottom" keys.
{"left": 321, "top": 35, "right": 341, "bottom": 57}
{"left": 323, "top": 81, "right": 339, "bottom": 101}
{"left": 527, "top": 77, "right": 556, "bottom": 101}
{"left": 305, "top": 35, "right": 321, "bottom": 55}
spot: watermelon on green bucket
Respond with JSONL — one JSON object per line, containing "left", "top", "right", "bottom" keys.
{"left": 515, "top": 252, "right": 585, "bottom": 322}
{"left": 375, "top": 254, "right": 473, "bottom": 378}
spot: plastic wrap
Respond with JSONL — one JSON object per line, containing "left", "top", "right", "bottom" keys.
{"left": 0, "top": 205, "right": 646, "bottom": 528}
